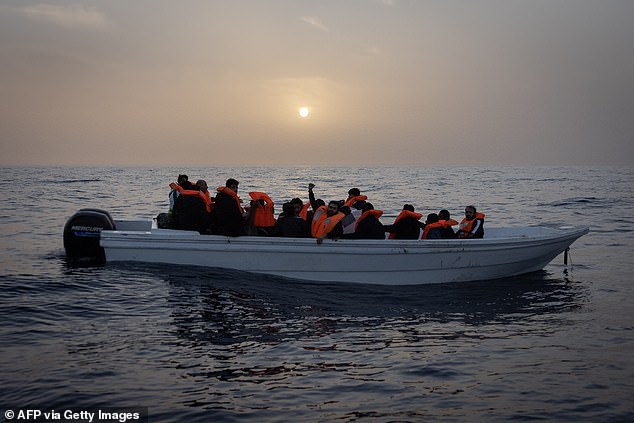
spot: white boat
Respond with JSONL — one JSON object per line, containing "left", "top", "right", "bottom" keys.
{"left": 63, "top": 209, "right": 589, "bottom": 285}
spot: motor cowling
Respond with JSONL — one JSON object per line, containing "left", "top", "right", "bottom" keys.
{"left": 63, "top": 209, "right": 115, "bottom": 261}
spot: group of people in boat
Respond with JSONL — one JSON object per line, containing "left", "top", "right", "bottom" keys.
{"left": 158, "top": 174, "right": 485, "bottom": 240}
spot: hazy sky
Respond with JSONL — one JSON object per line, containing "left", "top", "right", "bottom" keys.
{"left": 1, "top": 0, "right": 633, "bottom": 166}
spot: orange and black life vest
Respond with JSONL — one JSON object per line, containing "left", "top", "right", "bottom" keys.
{"left": 311, "top": 206, "right": 345, "bottom": 238}
{"left": 216, "top": 186, "right": 244, "bottom": 214}
{"left": 344, "top": 195, "right": 368, "bottom": 208}
{"left": 422, "top": 219, "right": 458, "bottom": 239}
{"left": 388, "top": 210, "right": 423, "bottom": 239}
{"left": 457, "top": 213, "right": 485, "bottom": 238}
{"left": 299, "top": 203, "right": 311, "bottom": 221}
{"left": 170, "top": 183, "right": 214, "bottom": 213}
{"left": 248, "top": 191, "right": 276, "bottom": 227}
{"left": 439, "top": 219, "right": 458, "bottom": 231}
{"left": 198, "top": 190, "right": 213, "bottom": 213}
{"left": 354, "top": 209, "right": 383, "bottom": 231}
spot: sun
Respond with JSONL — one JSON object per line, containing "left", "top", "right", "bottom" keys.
{"left": 298, "top": 107, "right": 310, "bottom": 118}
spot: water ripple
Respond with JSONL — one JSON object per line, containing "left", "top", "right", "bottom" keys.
{"left": 1, "top": 166, "right": 633, "bottom": 422}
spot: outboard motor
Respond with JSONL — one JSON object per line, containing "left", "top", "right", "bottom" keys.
{"left": 63, "top": 209, "right": 116, "bottom": 261}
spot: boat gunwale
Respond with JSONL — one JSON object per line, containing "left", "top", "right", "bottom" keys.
{"left": 100, "top": 225, "right": 589, "bottom": 252}
{"left": 98, "top": 224, "right": 589, "bottom": 284}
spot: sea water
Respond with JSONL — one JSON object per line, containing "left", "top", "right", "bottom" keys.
{"left": 0, "top": 166, "right": 632, "bottom": 422}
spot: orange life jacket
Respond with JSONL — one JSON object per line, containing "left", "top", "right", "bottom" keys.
{"left": 354, "top": 209, "right": 383, "bottom": 231}
{"left": 311, "top": 206, "right": 345, "bottom": 238}
{"left": 422, "top": 219, "right": 458, "bottom": 239}
{"left": 344, "top": 195, "right": 368, "bottom": 207}
{"left": 387, "top": 210, "right": 423, "bottom": 239}
{"left": 198, "top": 190, "right": 213, "bottom": 213}
{"left": 248, "top": 191, "right": 276, "bottom": 227}
{"left": 169, "top": 183, "right": 214, "bottom": 213}
{"left": 216, "top": 186, "right": 244, "bottom": 214}
{"left": 457, "top": 213, "right": 485, "bottom": 238}
{"left": 299, "top": 203, "right": 311, "bottom": 221}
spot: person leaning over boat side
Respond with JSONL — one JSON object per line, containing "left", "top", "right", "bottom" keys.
{"left": 438, "top": 209, "right": 458, "bottom": 239}
{"left": 351, "top": 202, "right": 385, "bottom": 239}
{"left": 457, "top": 205, "right": 485, "bottom": 239}
{"left": 384, "top": 204, "right": 424, "bottom": 239}
{"left": 273, "top": 202, "right": 308, "bottom": 238}
{"left": 212, "top": 178, "right": 245, "bottom": 236}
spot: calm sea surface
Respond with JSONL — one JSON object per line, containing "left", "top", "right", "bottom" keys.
{"left": 1, "top": 166, "right": 633, "bottom": 422}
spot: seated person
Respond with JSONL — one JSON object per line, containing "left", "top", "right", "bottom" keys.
{"left": 352, "top": 203, "right": 385, "bottom": 239}
{"left": 213, "top": 178, "right": 244, "bottom": 236}
{"left": 273, "top": 202, "right": 308, "bottom": 238}
{"left": 290, "top": 197, "right": 311, "bottom": 221}
{"left": 422, "top": 213, "right": 443, "bottom": 239}
{"left": 169, "top": 174, "right": 196, "bottom": 215}
{"left": 245, "top": 192, "right": 276, "bottom": 236}
{"left": 344, "top": 188, "right": 368, "bottom": 210}
{"left": 457, "top": 205, "right": 485, "bottom": 239}
{"left": 384, "top": 204, "right": 424, "bottom": 239}
{"left": 311, "top": 200, "right": 345, "bottom": 240}
{"left": 169, "top": 179, "right": 214, "bottom": 233}
{"left": 438, "top": 209, "right": 458, "bottom": 239}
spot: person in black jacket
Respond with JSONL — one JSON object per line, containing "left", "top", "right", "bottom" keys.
{"left": 424, "top": 213, "right": 443, "bottom": 239}
{"left": 438, "top": 209, "right": 457, "bottom": 239}
{"left": 273, "top": 202, "right": 308, "bottom": 238}
{"left": 169, "top": 174, "right": 196, "bottom": 215}
{"left": 167, "top": 174, "right": 198, "bottom": 229}
{"left": 212, "top": 178, "right": 244, "bottom": 236}
{"left": 176, "top": 186, "right": 206, "bottom": 232}
{"left": 384, "top": 204, "right": 424, "bottom": 239}
{"left": 353, "top": 203, "right": 385, "bottom": 239}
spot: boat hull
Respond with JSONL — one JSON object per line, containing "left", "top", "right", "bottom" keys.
{"left": 100, "top": 225, "right": 589, "bottom": 285}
